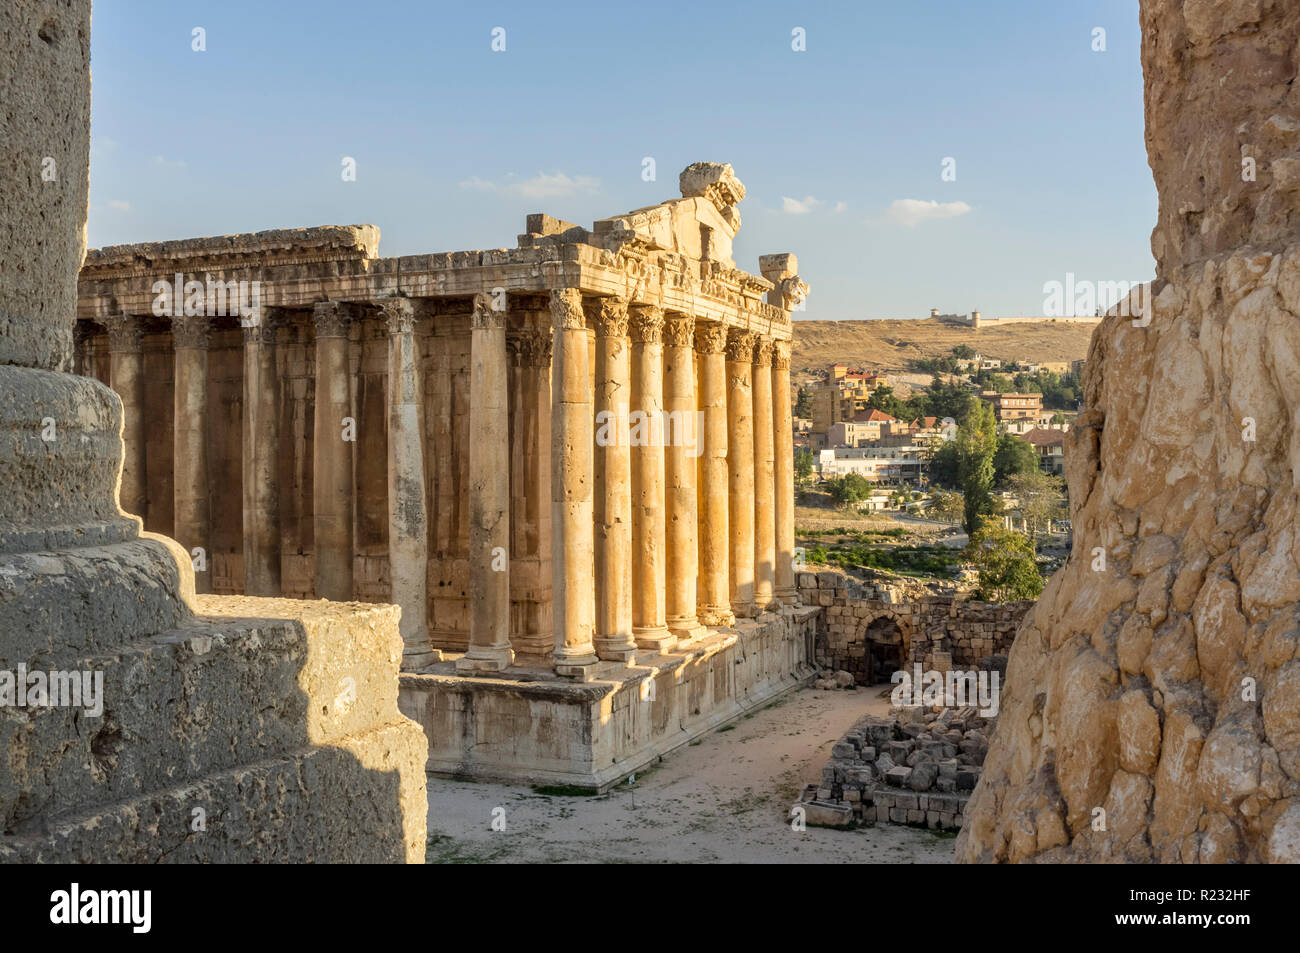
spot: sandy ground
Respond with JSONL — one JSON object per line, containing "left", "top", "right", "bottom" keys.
{"left": 424, "top": 684, "right": 956, "bottom": 864}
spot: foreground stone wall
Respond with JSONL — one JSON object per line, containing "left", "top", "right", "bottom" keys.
{"left": 799, "top": 572, "right": 1029, "bottom": 681}
{"left": 1, "top": 0, "right": 427, "bottom": 863}
{"left": 959, "top": 0, "right": 1300, "bottom": 863}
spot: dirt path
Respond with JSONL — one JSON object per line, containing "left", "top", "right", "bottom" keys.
{"left": 424, "top": 685, "right": 956, "bottom": 864}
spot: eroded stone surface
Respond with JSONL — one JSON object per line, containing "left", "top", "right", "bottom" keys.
{"left": 958, "top": 0, "right": 1300, "bottom": 864}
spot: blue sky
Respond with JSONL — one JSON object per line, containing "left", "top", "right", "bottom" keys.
{"left": 87, "top": 0, "right": 1153, "bottom": 320}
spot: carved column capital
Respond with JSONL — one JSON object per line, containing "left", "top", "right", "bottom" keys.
{"left": 312, "top": 300, "right": 352, "bottom": 338}
{"left": 693, "top": 321, "right": 728, "bottom": 355}
{"left": 772, "top": 340, "right": 792, "bottom": 370}
{"left": 752, "top": 339, "right": 774, "bottom": 367}
{"left": 508, "top": 327, "right": 553, "bottom": 368}
{"left": 550, "top": 288, "right": 586, "bottom": 330}
{"left": 472, "top": 292, "right": 507, "bottom": 331}
{"left": 628, "top": 304, "right": 664, "bottom": 344}
{"left": 725, "top": 328, "right": 758, "bottom": 363}
{"left": 242, "top": 307, "right": 285, "bottom": 346}
{"left": 105, "top": 313, "right": 143, "bottom": 353}
{"left": 587, "top": 296, "right": 629, "bottom": 338}
{"left": 663, "top": 313, "right": 695, "bottom": 348}
{"left": 381, "top": 297, "right": 417, "bottom": 335}
{"left": 170, "top": 315, "right": 209, "bottom": 350}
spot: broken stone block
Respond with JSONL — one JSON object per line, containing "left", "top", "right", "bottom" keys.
{"left": 885, "top": 766, "right": 913, "bottom": 787}
{"left": 802, "top": 800, "right": 853, "bottom": 827}
{"left": 909, "top": 762, "right": 939, "bottom": 790}
{"left": 956, "top": 767, "right": 980, "bottom": 791}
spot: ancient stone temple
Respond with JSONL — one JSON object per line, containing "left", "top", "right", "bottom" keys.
{"left": 1, "top": 0, "right": 427, "bottom": 863}
{"left": 959, "top": 0, "right": 1300, "bottom": 864}
{"left": 74, "top": 163, "right": 819, "bottom": 788}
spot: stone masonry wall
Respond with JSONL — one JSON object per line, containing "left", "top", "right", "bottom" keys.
{"left": 798, "top": 572, "right": 1030, "bottom": 682}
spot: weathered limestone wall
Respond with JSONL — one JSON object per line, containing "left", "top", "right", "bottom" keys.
{"left": 959, "top": 0, "right": 1300, "bottom": 864}
{"left": 799, "top": 573, "right": 1029, "bottom": 681}
{"left": 1, "top": 0, "right": 427, "bottom": 863}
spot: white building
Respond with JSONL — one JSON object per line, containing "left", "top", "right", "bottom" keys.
{"left": 818, "top": 445, "right": 925, "bottom": 483}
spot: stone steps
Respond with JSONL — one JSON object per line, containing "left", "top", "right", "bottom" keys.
{"left": 0, "top": 718, "right": 427, "bottom": 863}
{"left": 1, "top": 596, "right": 407, "bottom": 838}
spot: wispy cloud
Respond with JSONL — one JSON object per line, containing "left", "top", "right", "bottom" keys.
{"left": 833, "top": 201, "right": 847, "bottom": 213}
{"left": 884, "top": 198, "right": 972, "bottom": 226}
{"left": 107, "top": 199, "right": 131, "bottom": 211}
{"left": 150, "top": 155, "right": 187, "bottom": 169}
{"left": 782, "top": 195, "right": 822, "bottom": 214}
{"left": 460, "top": 171, "right": 599, "bottom": 200}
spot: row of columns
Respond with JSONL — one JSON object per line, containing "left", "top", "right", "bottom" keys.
{"left": 99, "top": 287, "right": 796, "bottom": 679}
{"left": 455, "top": 289, "right": 796, "bottom": 679}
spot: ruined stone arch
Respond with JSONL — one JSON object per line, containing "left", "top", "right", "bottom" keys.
{"left": 854, "top": 607, "right": 913, "bottom": 684}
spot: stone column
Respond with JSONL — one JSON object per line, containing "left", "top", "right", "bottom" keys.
{"left": 458, "top": 293, "right": 513, "bottom": 672}
{"left": 752, "top": 338, "right": 776, "bottom": 612}
{"left": 312, "top": 301, "right": 354, "bottom": 601}
{"left": 241, "top": 313, "right": 281, "bottom": 596}
{"left": 172, "top": 315, "right": 211, "bottom": 593}
{"left": 694, "top": 321, "right": 733, "bottom": 627}
{"left": 629, "top": 304, "right": 673, "bottom": 653}
{"left": 105, "top": 314, "right": 147, "bottom": 521}
{"left": 726, "top": 329, "right": 757, "bottom": 619}
{"left": 772, "top": 340, "right": 797, "bottom": 604}
{"left": 663, "top": 313, "right": 700, "bottom": 640}
{"left": 382, "top": 297, "right": 436, "bottom": 668}
{"left": 550, "top": 289, "right": 599, "bottom": 677}
{"left": 591, "top": 297, "right": 636, "bottom": 663}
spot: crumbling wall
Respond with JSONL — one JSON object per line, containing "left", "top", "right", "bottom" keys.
{"left": 959, "top": 0, "right": 1300, "bottom": 864}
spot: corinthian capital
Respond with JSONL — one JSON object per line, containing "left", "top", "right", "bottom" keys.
{"left": 104, "top": 313, "right": 142, "bottom": 353}
{"left": 752, "top": 339, "right": 774, "bottom": 366}
{"left": 587, "top": 296, "right": 629, "bottom": 338}
{"left": 725, "top": 329, "right": 758, "bottom": 363}
{"left": 381, "top": 297, "right": 416, "bottom": 335}
{"left": 170, "top": 315, "right": 209, "bottom": 350}
{"left": 312, "top": 300, "right": 352, "bottom": 338}
{"left": 772, "top": 340, "right": 792, "bottom": 371}
{"left": 693, "top": 321, "right": 728, "bottom": 355}
{"left": 550, "top": 288, "right": 586, "bottom": 331}
{"left": 628, "top": 304, "right": 664, "bottom": 344}
{"left": 472, "top": 292, "right": 507, "bottom": 331}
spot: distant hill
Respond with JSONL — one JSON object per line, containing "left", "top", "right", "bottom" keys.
{"left": 790, "top": 318, "right": 1097, "bottom": 378}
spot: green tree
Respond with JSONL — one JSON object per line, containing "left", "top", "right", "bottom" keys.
{"left": 825, "top": 473, "right": 873, "bottom": 506}
{"left": 955, "top": 401, "right": 997, "bottom": 534}
{"left": 951, "top": 343, "right": 975, "bottom": 360}
{"left": 993, "top": 434, "right": 1039, "bottom": 488}
{"left": 794, "top": 446, "right": 814, "bottom": 484}
{"left": 927, "top": 489, "right": 964, "bottom": 523}
{"left": 924, "top": 379, "right": 976, "bottom": 422}
{"left": 794, "top": 387, "right": 813, "bottom": 418}
{"left": 1003, "top": 468, "right": 1068, "bottom": 552}
{"left": 928, "top": 439, "right": 960, "bottom": 487}
{"left": 965, "top": 516, "right": 1044, "bottom": 601}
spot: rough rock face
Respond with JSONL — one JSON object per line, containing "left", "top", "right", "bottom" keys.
{"left": 957, "top": 0, "right": 1300, "bottom": 863}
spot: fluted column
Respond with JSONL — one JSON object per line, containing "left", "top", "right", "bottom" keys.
{"left": 172, "top": 315, "right": 211, "bottom": 593}
{"left": 772, "top": 340, "right": 798, "bottom": 604}
{"left": 663, "top": 313, "right": 700, "bottom": 640}
{"left": 382, "top": 297, "right": 437, "bottom": 668}
{"left": 242, "top": 313, "right": 281, "bottom": 596}
{"left": 752, "top": 339, "right": 776, "bottom": 612}
{"left": 591, "top": 296, "right": 637, "bottom": 663}
{"left": 459, "top": 293, "right": 514, "bottom": 672}
{"left": 551, "top": 289, "right": 599, "bottom": 677}
{"left": 694, "top": 321, "right": 733, "bottom": 627}
{"left": 312, "top": 301, "right": 354, "bottom": 601}
{"left": 629, "top": 304, "right": 673, "bottom": 653}
{"left": 726, "top": 329, "right": 757, "bottom": 619}
{"left": 105, "top": 314, "right": 147, "bottom": 521}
